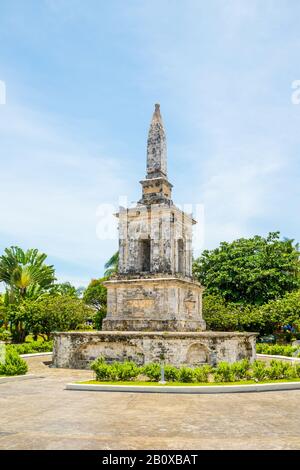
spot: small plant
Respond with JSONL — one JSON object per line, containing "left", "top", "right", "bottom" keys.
{"left": 267, "top": 360, "right": 295, "bottom": 380}
{"left": 0, "top": 347, "right": 28, "bottom": 376}
{"left": 142, "top": 363, "right": 161, "bottom": 382}
{"left": 90, "top": 357, "right": 110, "bottom": 380}
{"left": 193, "top": 365, "right": 212, "bottom": 383}
{"left": 164, "top": 365, "right": 179, "bottom": 382}
{"left": 11, "top": 340, "right": 53, "bottom": 354}
{"left": 231, "top": 359, "right": 251, "bottom": 380}
{"left": 0, "top": 328, "right": 11, "bottom": 342}
{"left": 90, "top": 358, "right": 141, "bottom": 381}
{"left": 213, "top": 362, "right": 235, "bottom": 382}
{"left": 293, "top": 363, "right": 300, "bottom": 378}
{"left": 178, "top": 366, "right": 194, "bottom": 383}
{"left": 256, "top": 343, "right": 300, "bottom": 357}
{"left": 251, "top": 360, "right": 268, "bottom": 381}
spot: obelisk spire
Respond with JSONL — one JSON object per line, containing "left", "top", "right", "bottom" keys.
{"left": 146, "top": 103, "right": 167, "bottom": 178}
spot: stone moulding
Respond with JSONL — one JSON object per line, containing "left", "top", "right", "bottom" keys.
{"left": 52, "top": 330, "right": 257, "bottom": 370}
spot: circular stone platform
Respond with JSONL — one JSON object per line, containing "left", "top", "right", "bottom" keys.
{"left": 52, "top": 331, "right": 257, "bottom": 369}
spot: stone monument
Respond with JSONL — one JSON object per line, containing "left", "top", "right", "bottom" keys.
{"left": 53, "top": 104, "right": 256, "bottom": 369}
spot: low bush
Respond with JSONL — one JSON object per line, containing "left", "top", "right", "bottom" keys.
{"left": 256, "top": 343, "right": 300, "bottom": 357}
{"left": 142, "top": 363, "right": 161, "bottom": 382}
{"left": 294, "top": 363, "right": 300, "bottom": 378}
{"left": 89, "top": 357, "right": 300, "bottom": 384}
{"left": 251, "top": 360, "right": 269, "bottom": 381}
{"left": 193, "top": 365, "right": 212, "bottom": 383}
{"left": 267, "top": 360, "right": 295, "bottom": 380}
{"left": 91, "top": 357, "right": 141, "bottom": 381}
{"left": 11, "top": 340, "right": 53, "bottom": 355}
{"left": 164, "top": 365, "right": 179, "bottom": 382}
{"left": 0, "top": 328, "right": 11, "bottom": 342}
{"left": 213, "top": 362, "right": 235, "bottom": 382}
{"left": 178, "top": 366, "right": 195, "bottom": 383}
{"left": 231, "top": 359, "right": 251, "bottom": 380}
{"left": 0, "top": 347, "right": 28, "bottom": 376}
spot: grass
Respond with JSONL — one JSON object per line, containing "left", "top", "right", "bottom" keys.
{"left": 78, "top": 378, "right": 300, "bottom": 386}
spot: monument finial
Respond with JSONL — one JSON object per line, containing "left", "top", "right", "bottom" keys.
{"left": 147, "top": 103, "right": 167, "bottom": 178}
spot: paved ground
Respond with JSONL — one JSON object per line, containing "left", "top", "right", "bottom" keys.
{"left": 0, "top": 355, "right": 300, "bottom": 450}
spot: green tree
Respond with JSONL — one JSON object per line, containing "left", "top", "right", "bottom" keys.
{"left": 49, "top": 282, "right": 79, "bottom": 297}
{"left": 193, "top": 232, "right": 300, "bottom": 305}
{"left": 203, "top": 290, "right": 300, "bottom": 336}
{"left": 104, "top": 251, "right": 119, "bottom": 277}
{"left": 8, "top": 295, "right": 94, "bottom": 342}
{"left": 83, "top": 278, "right": 107, "bottom": 329}
{"left": 0, "top": 246, "right": 55, "bottom": 303}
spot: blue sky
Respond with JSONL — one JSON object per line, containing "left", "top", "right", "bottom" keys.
{"left": 0, "top": 0, "right": 299, "bottom": 287}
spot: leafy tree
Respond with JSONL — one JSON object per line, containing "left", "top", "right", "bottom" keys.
{"left": 0, "top": 246, "right": 55, "bottom": 302}
{"left": 8, "top": 295, "right": 94, "bottom": 342}
{"left": 193, "top": 232, "right": 300, "bottom": 305}
{"left": 49, "top": 282, "right": 79, "bottom": 297}
{"left": 83, "top": 278, "right": 107, "bottom": 329}
{"left": 104, "top": 251, "right": 119, "bottom": 277}
{"left": 203, "top": 290, "right": 300, "bottom": 336}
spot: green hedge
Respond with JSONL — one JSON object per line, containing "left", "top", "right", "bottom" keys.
{"left": 10, "top": 340, "right": 53, "bottom": 355}
{"left": 256, "top": 343, "right": 300, "bottom": 357}
{"left": 0, "top": 347, "right": 28, "bottom": 376}
{"left": 90, "top": 358, "right": 300, "bottom": 383}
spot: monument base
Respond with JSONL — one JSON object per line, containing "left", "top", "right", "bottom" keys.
{"left": 52, "top": 331, "right": 257, "bottom": 369}
{"left": 102, "top": 275, "right": 206, "bottom": 332}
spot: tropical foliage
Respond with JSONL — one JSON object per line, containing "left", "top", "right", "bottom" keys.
{"left": 193, "top": 232, "right": 300, "bottom": 305}
{"left": 0, "top": 246, "right": 55, "bottom": 302}
{"left": 104, "top": 251, "right": 119, "bottom": 277}
{"left": 90, "top": 358, "right": 300, "bottom": 383}
{"left": 203, "top": 290, "right": 300, "bottom": 335}
{"left": 83, "top": 277, "right": 107, "bottom": 329}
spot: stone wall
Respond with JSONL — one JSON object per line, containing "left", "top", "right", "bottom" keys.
{"left": 102, "top": 275, "right": 206, "bottom": 332}
{"left": 52, "top": 331, "right": 257, "bottom": 370}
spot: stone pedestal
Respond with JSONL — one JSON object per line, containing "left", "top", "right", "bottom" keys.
{"left": 52, "top": 331, "right": 257, "bottom": 370}
{"left": 102, "top": 274, "right": 206, "bottom": 332}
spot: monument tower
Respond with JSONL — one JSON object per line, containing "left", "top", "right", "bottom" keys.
{"left": 102, "top": 104, "right": 206, "bottom": 332}
{"left": 53, "top": 105, "right": 256, "bottom": 369}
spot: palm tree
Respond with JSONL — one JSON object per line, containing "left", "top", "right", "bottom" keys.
{"left": 0, "top": 246, "right": 56, "bottom": 302}
{"left": 104, "top": 251, "right": 119, "bottom": 277}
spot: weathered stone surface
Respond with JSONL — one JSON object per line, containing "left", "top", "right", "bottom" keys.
{"left": 103, "top": 275, "right": 206, "bottom": 332}
{"left": 146, "top": 103, "right": 167, "bottom": 179}
{"left": 117, "top": 205, "right": 194, "bottom": 277}
{"left": 53, "top": 331, "right": 257, "bottom": 369}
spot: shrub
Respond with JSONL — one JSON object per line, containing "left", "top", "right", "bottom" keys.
{"left": 213, "top": 362, "right": 235, "bottom": 382}
{"left": 267, "top": 360, "right": 295, "bottom": 380}
{"left": 256, "top": 343, "right": 300, "bottom": 357}
{"left": 251, "top": 360, "right": 269, "bottom": 381}
{"left": 0, "top": 347, "right": 28, "bottom": 376}
{"left": 193, "top": 365, "right": 212, "bottom": 383}
{"left": 11, "top": 340, "right": 53, "bottom": 354}
{"left": 164, "top": 365, "right": 179, "bottom": 382}
{"left": 293, "top": 363, "right": 300, "bottom": 378}
{"left": 90, "top": 358, "right": 141, "bottom": 381}
{"left": 90, "top": 357, "right": 110, "bottom": 380}
{"left": 0, "top": 328, "right": 11, "bottom": 342}
{"left": 231, "top": 359, "right": 251, "bottom": 380}
{"left": 178, "top": 366, "right": 195, "bottom": 383}
{"left": 142, "top": 363, "right": 161, "bottom": 382}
